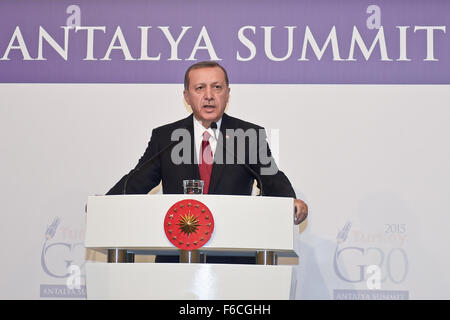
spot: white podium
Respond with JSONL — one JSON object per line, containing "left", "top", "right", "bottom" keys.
{"left": 85, "top": 194, "right": 298, "bottom": 299}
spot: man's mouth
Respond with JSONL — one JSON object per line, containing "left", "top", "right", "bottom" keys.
{"left": 203, "top": 105, "right": 215, "bottom": 110}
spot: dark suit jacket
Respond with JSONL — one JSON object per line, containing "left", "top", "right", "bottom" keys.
{"left": 107, "top": 113, "right": 296, "bottom": 198}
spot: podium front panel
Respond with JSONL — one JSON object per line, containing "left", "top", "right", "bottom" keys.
{"left": 86, "top": 262, "right": 293, "bottom": 300}
{"left": 85, "top": 194, "right": 294, "bottom": 251}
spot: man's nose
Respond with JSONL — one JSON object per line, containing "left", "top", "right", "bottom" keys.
{"left": 204, "top": 87, "right": 213, "bottom": 101}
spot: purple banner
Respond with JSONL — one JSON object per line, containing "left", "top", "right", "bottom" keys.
{"left": 40, "top": 284, "right": 86, "bottom": 298}
{"left": 334, "top": 289, "right": 409, "bottom": 300}
{"left": 0, "top": 0, "right": 449, "bottom": 83}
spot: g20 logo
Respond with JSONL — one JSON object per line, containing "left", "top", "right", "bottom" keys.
{"left": 41, "top": 241, "right": 85, "bottom": 279}
{"left": 334, "top": 246, "right": 409, "bottom": 286}
{"left": 41, "top": 217, "right": 85, "bottom": 289}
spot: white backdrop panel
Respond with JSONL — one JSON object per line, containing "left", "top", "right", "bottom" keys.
{"left": 0, "top": 84, "right": 449, "bottom": 299}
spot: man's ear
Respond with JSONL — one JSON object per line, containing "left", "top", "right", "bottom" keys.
{"left": 183, "top": 90, "right": 190, "bottom": 105}
{"left": 225, "top": 87, "right": 231, "bottom": 104}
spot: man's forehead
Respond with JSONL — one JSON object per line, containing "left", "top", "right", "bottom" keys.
{"left": 188, "top": 67, "right": 227, "bottom": 82}
{"left": 192, "top": 80, "right": 225, "bottom": 86}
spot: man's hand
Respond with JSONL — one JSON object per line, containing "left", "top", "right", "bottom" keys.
{"left": 294, "top": 199, "right": 308, "bottom": 225}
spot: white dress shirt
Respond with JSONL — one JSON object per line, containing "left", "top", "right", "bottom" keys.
{"left": 193, "top": 116, "right": 222, "bottom": 163}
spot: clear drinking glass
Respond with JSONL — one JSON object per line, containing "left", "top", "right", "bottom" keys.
{"left": 183, "top": 180, "right": 204, "bottom": 194}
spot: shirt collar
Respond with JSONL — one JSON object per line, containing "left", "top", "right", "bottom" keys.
{"left": 193, "top": 116, "right": 222, "bottom": 140}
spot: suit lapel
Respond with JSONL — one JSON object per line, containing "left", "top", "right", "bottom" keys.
{"left": 183, "top": 114, "right": 200, "bottom": 180}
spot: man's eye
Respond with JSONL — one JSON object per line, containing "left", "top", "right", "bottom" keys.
{"left": 195, "top": 86, "right": 204, "bottom": 91}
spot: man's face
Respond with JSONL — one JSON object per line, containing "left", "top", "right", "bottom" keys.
{"left": 183, "top": 66, "right": 230, "bottom": 128}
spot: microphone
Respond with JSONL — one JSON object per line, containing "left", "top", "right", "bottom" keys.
{"left": 122, "top": 130, "right": 185, "bottom": 194}
{"left": 212, "top": 121, "right": 264, "bottom": 196}
{"left": 210, "top": 121, "right": 218, "bottom": 140}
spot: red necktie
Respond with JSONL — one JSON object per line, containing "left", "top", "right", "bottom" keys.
{"left": 199, "top": 131, "right": 213, "bottom": 194}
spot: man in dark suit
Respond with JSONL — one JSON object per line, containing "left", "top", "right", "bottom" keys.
{"left": 107, "top": 61, "right": 308, "bottom": 262}
{"left": 107, "top": 112, "right": 297, "bottom": 197}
